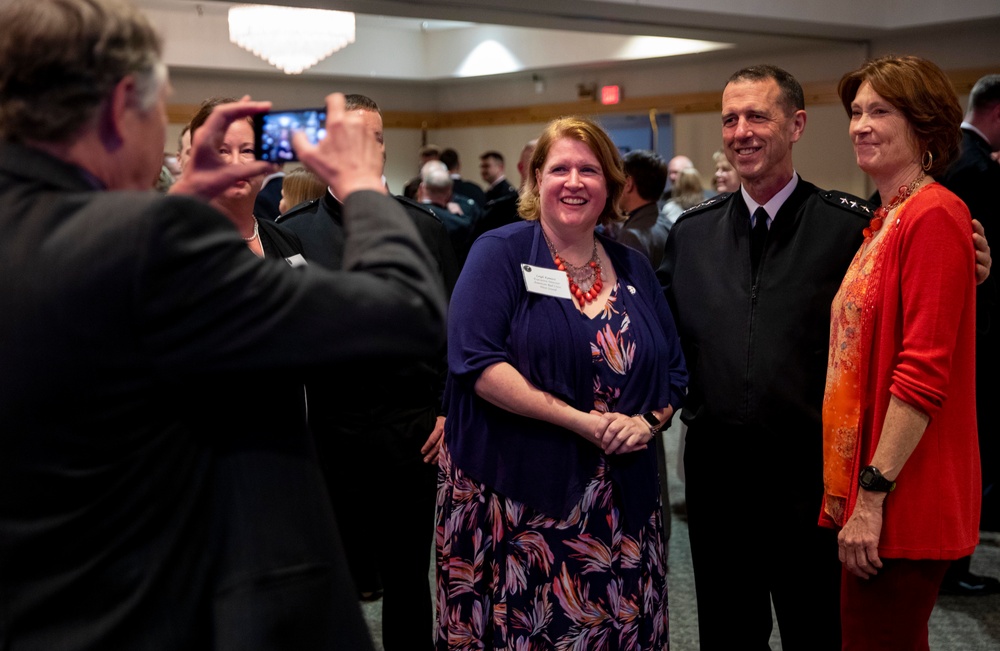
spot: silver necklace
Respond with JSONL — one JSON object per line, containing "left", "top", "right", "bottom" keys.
{"left": 243, "top": 217, "right": 259, "bottom": 243}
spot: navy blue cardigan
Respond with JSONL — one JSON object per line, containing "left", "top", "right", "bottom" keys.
{"left": 444, "top": 220, "right": 687, "bottom": 526}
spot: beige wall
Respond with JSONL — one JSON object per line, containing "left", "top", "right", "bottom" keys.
{"left": 167, "top": 21, "right": 997, "bottom": 203}
{"left": 413, "top": 124, "right": 548, "bottom": 193}
{"left": 167, "top": 119, "right": 542, "bottom": 197}
{"left": 402, "top": 105, "right": 867, "bottom": 204}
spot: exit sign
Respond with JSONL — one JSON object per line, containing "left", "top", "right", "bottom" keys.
{"left": 601, "top": 85, "right": 621, "bottom": 105}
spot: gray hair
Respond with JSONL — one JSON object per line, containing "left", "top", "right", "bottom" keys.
{"left": 421, "top": 161, "right": 453, "bottom": 192}
{"left": 0, "top": 0, "right": 164, "bottom": 143}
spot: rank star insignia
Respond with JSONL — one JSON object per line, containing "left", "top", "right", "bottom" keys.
{"left": 840, "top": 197, "right": 849, "bottom": 204}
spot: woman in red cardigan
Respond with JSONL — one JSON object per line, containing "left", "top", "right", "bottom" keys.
{"left": 820, "top": 55, "right": 980, "bottom": 650}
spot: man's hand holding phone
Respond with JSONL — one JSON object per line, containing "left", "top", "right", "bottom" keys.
{"left": 253, "top": 107, "right": 326, "bottom": 163}
{"left": 293, "top": 93, "right": 388, "bottom": 198}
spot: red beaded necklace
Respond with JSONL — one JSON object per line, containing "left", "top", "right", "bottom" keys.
{"left": 543, "top": 231, "right": 603, "bottom": 307}
{"left": 864, "top": 172, "right": 925, "bottom": 239}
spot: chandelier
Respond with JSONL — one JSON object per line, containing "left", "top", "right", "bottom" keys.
{"left": 228, "top": 4, "right": 356, "bottom": 75}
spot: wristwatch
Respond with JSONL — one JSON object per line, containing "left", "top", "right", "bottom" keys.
{"left": 859, "top": 465, "right": 896, "bottom": 492}
{"left": 638, "top": 412, "right": 662, "bottom": 435}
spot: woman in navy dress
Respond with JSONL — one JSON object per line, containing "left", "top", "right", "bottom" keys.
{"left": 436, "top": 116, "right": 687, "bottom": 650}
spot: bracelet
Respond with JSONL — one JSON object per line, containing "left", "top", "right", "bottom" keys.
{"left": 632, "top": 412, "right": 662, "bottom": 436}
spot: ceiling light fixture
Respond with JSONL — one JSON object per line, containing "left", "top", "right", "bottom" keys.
{"left": 228, "top": 4, "right": 356, "bottom": 75}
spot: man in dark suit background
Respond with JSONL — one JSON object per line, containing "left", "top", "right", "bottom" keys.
{"left": 479, "top": 149, "right": 516, "bottom": 202}
{"left": 616, "top": 149, "right": 672, "bottom": 268}
{"left": 0, "top": 1, "right": 447, "bottom": 649}
{"left": 440, "top": 146, "right": 487, "bottom": 207}
{"left": 469, "top": 138, "right": 537, "bottom": 242}
{"left": 402, "top": 144, "right": 440, "bottom": 200}
{"left": 280, "top": 94, "right": 457, "bottom": 651}
{"left": 939, "top": 73, "right": 1000, "bottom": 596}
{"left": 415, "top": 159, "right": 477, "bottom": 269}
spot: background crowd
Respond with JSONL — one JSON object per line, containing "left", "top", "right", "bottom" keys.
{"left": 1, "top": 1, "right": 996, "bottom": 650}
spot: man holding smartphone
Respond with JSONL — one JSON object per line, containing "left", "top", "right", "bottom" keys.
{"left": 0, "top": 1, "right": 447, "bottom": 649}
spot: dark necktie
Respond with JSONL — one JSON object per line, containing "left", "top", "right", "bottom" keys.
{"left": 750, "top": 207, "right": 768, "bottom": 280}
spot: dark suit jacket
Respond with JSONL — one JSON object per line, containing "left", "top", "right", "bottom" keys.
{"left": 450, "top": 191, "right": 483, "bottom": 227}
{"left": 484, "top": 177, "right": 516, "bottom": 203}
{"left": 617, "top": 202, "right": 671, "bottom": 269}
{"left": 279, "top": 191, "right": 458, "bottom": 459}
{"left": 279, "top": 192, "right": 456, "bottom": 650}
{"left": 426, "top": 201, "right": 476, "bottom": 268}
{"left": 941, "top": 128, "right": 1000, "bottom": 529}
{"left": 0, "top": 141, "right": 446, "bottom": 650}
{"left": 941, "top": 128, "right": 999, "bottom": 332}
{"left": 470, "top": 192, "right": 522, "bottom": 244}
{"left": 451, "top": 176, "right": 487, "bottom": 207}
{"left": 253, "top": 173, "right": 284, "bottom": 221}
{"left": 660, "top": 177, "right": 868, "bottom": 486}
{"left": 402, "top": 174, "right": 421, "bottom": 200}
{"left": 280, "top": 191, "right": 459, "bottom": 294}
{"left": 258, "top": 217, "right": 304, "bottom": 261}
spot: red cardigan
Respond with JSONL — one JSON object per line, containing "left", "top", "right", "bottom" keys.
{"left": 820, "top": 183, "right": 980, "bottom": 560}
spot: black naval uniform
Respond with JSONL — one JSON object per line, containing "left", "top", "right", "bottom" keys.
{"left": 658, "top": 177, "right": 871, "bottom": 651}
{"left": 279, "top": 192, "right": 457, "bottom": 651}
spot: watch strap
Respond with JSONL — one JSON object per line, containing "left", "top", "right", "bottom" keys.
{"left": 859, "top": 465, "right": 896, "bottom": 492}
{"left": 639, "top": 411, "right": 662, "bottom": 434}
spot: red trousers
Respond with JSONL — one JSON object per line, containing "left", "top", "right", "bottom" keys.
{"left": 841, "top": 558, "right": 950, "bottom": 651}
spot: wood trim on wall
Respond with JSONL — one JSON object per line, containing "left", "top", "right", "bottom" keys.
{"left": 168, "top": 67, "right": 994, "bottom": 128}
{"left": 167, "top": 104, "right": 203, "bottom": 124}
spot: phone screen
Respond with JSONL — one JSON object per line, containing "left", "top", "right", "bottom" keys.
{"left": 253, "top": 108, "right": 326, "bottom": 163}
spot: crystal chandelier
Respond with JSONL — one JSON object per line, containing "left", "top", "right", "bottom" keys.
{"left": 228, "top": 4, "right": 356, "bottom": 75}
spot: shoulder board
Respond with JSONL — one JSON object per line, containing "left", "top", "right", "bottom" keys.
{"left": 818, "top": 190, "right": 874, "bottom": 218}
{"left": 393, "top": 194, "right": 442, "bottom": 223}
{"left": 676, "top": 192, "right": 732, "bottom": 219}
{"left": 485, "top": 192, "right": 517, "bottom": 209}
{"left": 274, "top": 197, "right": 320, "bottom": 223}
{"left": 392, "top": 194, "right": 434, "bottom": 215}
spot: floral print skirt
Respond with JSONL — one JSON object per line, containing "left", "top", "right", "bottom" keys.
{"left": 434, "top": 443, "right": 669, "bottom": 650}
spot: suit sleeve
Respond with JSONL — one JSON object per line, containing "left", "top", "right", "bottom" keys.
{"left": 137, "top": 191, "right": 447, "bottom": 376}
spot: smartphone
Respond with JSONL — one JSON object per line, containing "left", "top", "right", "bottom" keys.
{"left": 253, "top": 108, "right": 326, "bottom": 163}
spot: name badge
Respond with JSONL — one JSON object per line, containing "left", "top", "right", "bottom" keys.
{"left": 285, "top": 254, "right": 308, "bottom": 268}
{"left": 521, "top": 264, "right": 571, "bottom": 300}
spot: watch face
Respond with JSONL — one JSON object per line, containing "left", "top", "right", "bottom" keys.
{"left": 859, "top": 465, "right": 894, "bottom": 491}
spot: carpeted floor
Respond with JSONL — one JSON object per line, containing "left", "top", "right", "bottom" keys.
{"left": 362, "top": 419, "right": 1000, "bottom": 650}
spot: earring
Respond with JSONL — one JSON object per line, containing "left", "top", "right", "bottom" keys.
{"left": 921, "top": 150, "right": 933, "bottom": 172}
